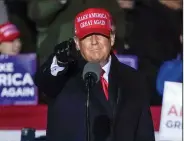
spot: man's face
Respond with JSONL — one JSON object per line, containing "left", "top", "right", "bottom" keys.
{"left": 75, "top": 34, "right": 115, "bottom": 63}
{"left": 0, "top": 39, "right": 22, "bottom": 55}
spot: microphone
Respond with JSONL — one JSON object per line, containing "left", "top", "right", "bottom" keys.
{"left": 82, "top": 62, "right": 101, "bottom": 141}
{"left": 82, "top": 62, "right": 101, "bottom": 88}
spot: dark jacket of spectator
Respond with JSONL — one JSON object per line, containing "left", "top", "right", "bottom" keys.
{"left": 124, "top": 0, "right": 182, "bottom": 105}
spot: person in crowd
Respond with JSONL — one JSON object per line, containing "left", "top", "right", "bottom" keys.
{"left": 4, "top": 0, "right": 37, "bottom": 53}
{"left": 114, "top": 0, "right": 182, "bottom": 105}
{"left": 156, "top": 33, "right": 183, "bottom": 96}
{"left": 34, "top": 8, "right": 155, "bottom": 141}
{"left": 156, "top": 55, "right": 183, "bottom": 96}
{"left": 113, "top": 0, "right": 135, "bottom": 55}
{"left": 0, "top": 22, "right": 21, "bottom": 55}
{"left": 27, "top": 0, "right": 120, "bottom": 65}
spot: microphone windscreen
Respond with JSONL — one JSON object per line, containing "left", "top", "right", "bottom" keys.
{"left": 82, "top": 62, "right": 101, "bottom": 83}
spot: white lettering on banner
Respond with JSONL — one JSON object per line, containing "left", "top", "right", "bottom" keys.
{"left": 77, "top": 13, "right": 107, "bottom": 22}
{"left": 0, "top": 63, "right": 14, "bottom": 72}
{"left": 163, "top": 105, "right": 183, "bottom": 129}
{"left": 159, "top": 82, "right": 182, "bottom": 141}
{"left": 0, "top": 73, "right": 33, "bottom": 86}
{"left": 1, "top": 87, "right": 34, "bottom": 97}
{"left": 167, "top": 105, "right": 182, "bottom": 117}
{"left": 165, "top": 120, "right": 182, "bottom": 129}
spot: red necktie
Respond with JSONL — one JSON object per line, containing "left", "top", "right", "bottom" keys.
{"left": 100, "top": 70, "right": 109, "bottom": 100}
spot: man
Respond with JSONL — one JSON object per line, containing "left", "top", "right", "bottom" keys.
{"left": 0, "top": 22, "right": 21, "bottom": 55}
{"left": 35, "top": 8, "right": 155, "bottom": 141}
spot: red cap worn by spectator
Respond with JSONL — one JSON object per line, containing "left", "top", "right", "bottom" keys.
{"left": 0, "top": 22, "right": 20, "bottom": 43}
{"left": 75, "top": 8, "right": 113, "bottom": 39}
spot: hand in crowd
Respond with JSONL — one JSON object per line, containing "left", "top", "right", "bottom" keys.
{"left": 116, "top": 0, "right": 134, "bottom": 9}
{"left": 159, "top": 0, "right": 182, "bottom": 10}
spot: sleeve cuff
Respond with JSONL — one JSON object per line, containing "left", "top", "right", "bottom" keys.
{"left": 50, "top": 56, "right": 65, "bottom": 76}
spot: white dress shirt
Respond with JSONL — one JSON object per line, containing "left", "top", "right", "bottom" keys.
{"left": 50, "top": 56, "right": 112, "bottom": 82}
{"left": 101, "top": 56, "right": 111, "bottom": 83}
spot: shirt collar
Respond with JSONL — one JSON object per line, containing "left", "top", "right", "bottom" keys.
{"left": 102, "top": 56, "right": 111, "bottom": 82}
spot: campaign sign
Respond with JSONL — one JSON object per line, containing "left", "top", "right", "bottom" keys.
{"left": 0, "top": 54, "right": 37, "bottom": 105}
{"left": 115, "top": 54, "right": 138, "bottom": 69}
{"left": 159, "top": 81, "right": 182, "bottom": 141}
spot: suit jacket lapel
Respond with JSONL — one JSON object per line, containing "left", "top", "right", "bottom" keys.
{"left": 108, "top": 54, "right": 132, "bottom": 128}
{"left": 109, "top": 53, "right": 132, "bottom": 105}
{"left": 91, "top": 81, "right": 112, "bottom": 117}
{"left": 108, "top": 54, "right": 120, "bottom": 109}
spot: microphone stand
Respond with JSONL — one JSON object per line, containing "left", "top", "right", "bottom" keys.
{"left": 85, "top": 73, "right": 95, "bottom": 141}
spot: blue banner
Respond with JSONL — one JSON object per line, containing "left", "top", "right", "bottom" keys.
{"left": 116, "top": 54, "right": 138, "bottom": 69}
{"left": 0, "top": 54, "right": 37, "bottom": 105}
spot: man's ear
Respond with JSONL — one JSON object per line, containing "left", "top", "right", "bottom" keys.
{"left": 110, "top": 33, "right": 115, "bottom": 47}
{"left": 73, "top": 36, "right": 80, "bottom": 51}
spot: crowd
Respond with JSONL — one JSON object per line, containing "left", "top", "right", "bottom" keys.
{"left": 0, "top": 0, "right": 183, "bottom": 105}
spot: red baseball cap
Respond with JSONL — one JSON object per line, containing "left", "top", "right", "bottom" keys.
{"left": 0, "top": 22, "right": 20, "bottom": 43}
{"left": 75, "top": 8, "right": 112, "bottom": 39}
